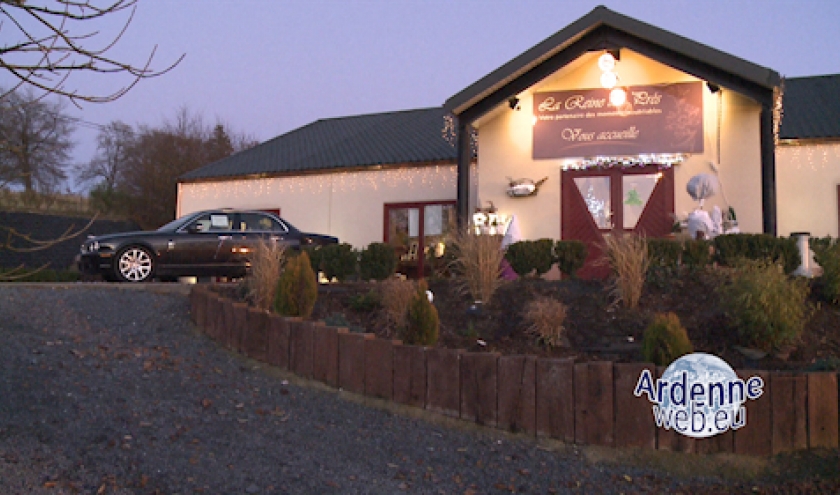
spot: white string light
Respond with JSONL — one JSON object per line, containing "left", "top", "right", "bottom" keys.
{"left": 564, "top": 153, "right": 687, "bottom": 171}
{"left": 182, "top": 165, "right": 459, "bottom": 201}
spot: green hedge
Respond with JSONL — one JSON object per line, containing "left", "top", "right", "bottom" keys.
{"left": 713, "top": 234, "right": 799, "bottom": 274}
{"left": 553, "top": 240, "right": 587, "bottom": 278}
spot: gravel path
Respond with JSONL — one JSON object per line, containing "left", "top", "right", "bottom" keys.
{"left": 0, "top": 284, "right": 837, "bottom": 494}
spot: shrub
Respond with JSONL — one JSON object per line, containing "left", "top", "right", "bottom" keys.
{"left": 641, "top": 312, "right": 694, "bottom": 366}
{"left": 814, "top": 242, "right": 840, "bottom": 305}
{"left": 243, "top": 238, "right": 286, "bottom": 311}
{"left": 522, "top": 296, "right": 567, "bottom": 347}
{"left": 379, "top": 278, "right": 417, "bottom": 331}
{"left": 713, "top": 234, "right": 799, "bottom": 274}
{"left": 602, "top": 234, "right": 648, "bottom": 309}
{"left": 505, "top": 239, "right": 554, "bottom": 277}
{"left": 359, "top": 242, "right": 397, "bottom": 281}
{"left": 304, "top": 245, "right": 324, "bottom": 277}
{"left": 349, "top": 289, "right": 381, "bottom": 312}
{"left": 717, "top": 259, "right": 811, "bottom": 352}
{"left": 681, "top": 239, "right": 712, "bottom": 268}
{"left": 317, "top": 243, "right": 358, "bottom": 282}
{"left": 273, "top": 251, "right": 318, "bottom": 318}
{"left": 646, "top": 238, "right": 682, "bottom": 269}
{"left": 449, "top": 229, "right": 506, "bottom": 303}
{"left": 553, "top": 240, "right": 587, "bottom": 278}
{"left": 404, "top": 280, "right": 439, "bottom": 345}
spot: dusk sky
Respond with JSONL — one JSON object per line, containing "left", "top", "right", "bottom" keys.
{"left": 4, "top": 0, "right": 840, "bottom": 189}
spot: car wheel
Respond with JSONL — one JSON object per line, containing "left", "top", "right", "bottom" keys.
{"left": 114, "top": 246, "right": 155, "bottom": 282}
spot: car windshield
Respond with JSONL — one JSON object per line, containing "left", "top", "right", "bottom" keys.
{"left": 156, "top": 213, "right": 199, "bottom": 232}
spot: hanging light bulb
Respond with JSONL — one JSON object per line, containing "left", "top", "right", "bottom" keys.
{"left": 600, "top": 71, "right": 618, "bottom": 89}
{"left": 598, "top": 52, "right": 616, "bottom": 72}
{"left": 610, "top": 88, "right": 627, "bottom": 106}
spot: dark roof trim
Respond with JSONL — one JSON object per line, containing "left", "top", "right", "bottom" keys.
{"left": 445, "top": 5, "right": 781, "bottom": 120}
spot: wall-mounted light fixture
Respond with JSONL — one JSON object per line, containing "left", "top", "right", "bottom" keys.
{"left": 706, "top": 82, "right": 721, "bottom": 94}
{"left": 508, "top": 96, "right": 520, "bottom": 110}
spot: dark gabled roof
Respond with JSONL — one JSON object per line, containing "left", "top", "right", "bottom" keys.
{"left": 445, "top": 5, "right": 781, "bottom": 120}
{"left": 779, "top": 74, "right": 840, "bottom": 141}
{"left": 181, "top": 107, "right": 457, "bottom": 181}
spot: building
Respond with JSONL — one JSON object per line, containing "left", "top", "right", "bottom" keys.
{"left": 179, "top": 6, "right": 840, "bottom": 278}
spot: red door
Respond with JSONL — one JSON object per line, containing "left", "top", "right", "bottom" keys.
{"left": 561, "top": 165, "right": 674, "bottom": 279}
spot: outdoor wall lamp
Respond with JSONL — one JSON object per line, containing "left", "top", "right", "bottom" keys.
{"left": 508, "top": 96, "right": 520, "bottom": 110}
{"left": 706, "top": 82, "right": 721, "bottom": 93}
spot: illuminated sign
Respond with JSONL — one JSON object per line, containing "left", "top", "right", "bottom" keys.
{"left": 533, "top": 82, "right": 704, "bottom": 159}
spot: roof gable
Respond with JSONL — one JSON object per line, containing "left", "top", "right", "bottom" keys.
{"left": 181, "top": 108, "right": 457, "bottom": 181}
{"left": 445, "top": 5, "right": 781, "bottom": 121}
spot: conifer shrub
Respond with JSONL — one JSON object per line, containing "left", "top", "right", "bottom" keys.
{"left": 553, "top": 240, "right": 587, "bottom": 278}
{"left": 641, "top": 312, "right": 694, "bottom": 366}
{"left": 273, "top": 251, "right": 318, "bottom": 318}
{"left": 403, "top": 280, "right": 439, "bottom": 346}
{"left": 717, "top": 259, "right": 811, "bottom": 352}
{"left": 317, "top": 243, "right": 358, "bottom": 282}
{"left": 359, "top": 242, "right": 397, "bottom": 281}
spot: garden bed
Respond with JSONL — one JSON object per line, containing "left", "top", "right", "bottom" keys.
{"left": 300, "top": 268, "right": 840, "bottom": 372}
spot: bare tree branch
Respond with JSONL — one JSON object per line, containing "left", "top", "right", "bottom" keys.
{"left": 0, "top": 0, "right": 184, "bottom": 106}
{"left": 0, "top": 213, "right": 97, "bottom": 253}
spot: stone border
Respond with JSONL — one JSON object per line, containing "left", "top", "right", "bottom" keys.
{"left": 189, "top": 285, "right": 839, "bottom": 456}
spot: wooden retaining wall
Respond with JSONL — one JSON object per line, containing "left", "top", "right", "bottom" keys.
{"left": 189, "top": 286, "right": 839, "bottom": 456}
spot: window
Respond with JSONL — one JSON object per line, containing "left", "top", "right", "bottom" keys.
{"left": 237, "top": 213, "right": 287, "bottom": 232}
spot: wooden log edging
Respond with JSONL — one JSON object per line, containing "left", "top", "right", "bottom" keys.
{"left": 189, "top": 287, "right": 840, "bottom": 456}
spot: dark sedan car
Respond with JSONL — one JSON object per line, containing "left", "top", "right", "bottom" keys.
{"left": 78, "top": 209, "right": 338, "bottom": 282}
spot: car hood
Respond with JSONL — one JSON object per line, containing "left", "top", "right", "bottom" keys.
{"left": 86, "top": 230, "right": 165, "bottom": 243}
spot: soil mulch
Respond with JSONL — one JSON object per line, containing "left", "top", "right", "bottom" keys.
{"left": 309, "top": 268, "right": 840, "bottom": 372}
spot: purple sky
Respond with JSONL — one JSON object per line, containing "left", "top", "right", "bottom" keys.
{"left": 5, "top": 1, "right": 840, "bottom": 190}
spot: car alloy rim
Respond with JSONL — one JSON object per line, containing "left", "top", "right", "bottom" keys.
{"left": 119, "top": 248, "right": 152, "bottom": 281}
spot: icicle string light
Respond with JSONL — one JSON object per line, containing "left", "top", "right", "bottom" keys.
{"left": 782, "top": 142, "right": 840, "bottom": 171}
{"left": 182, "top": 166, "right": 459, "bottom": 201}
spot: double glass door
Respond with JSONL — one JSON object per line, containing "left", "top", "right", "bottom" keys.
{"left": 385, "top": 201, "right": 456, "bottom": 278}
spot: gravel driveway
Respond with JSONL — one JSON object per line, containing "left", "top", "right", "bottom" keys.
{"left": 0, "top": 284, "right": 837, "bottom": 494}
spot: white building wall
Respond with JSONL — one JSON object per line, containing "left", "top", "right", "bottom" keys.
{"left": 776, "top": 142, "right": 840, "bottom": 237}
{"left": 178, "top": 165, "right": 458, "bottom": 248}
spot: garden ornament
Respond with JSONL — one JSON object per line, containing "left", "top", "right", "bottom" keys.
{"left": 506, "top": 177, "right": 548, "bottom": 197}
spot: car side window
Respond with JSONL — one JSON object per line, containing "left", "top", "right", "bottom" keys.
{"left": 238, "top": 213, "right": 287, "bottom": 233}
{"left": 186, "top": 213, "right": 232, "bottom": 232}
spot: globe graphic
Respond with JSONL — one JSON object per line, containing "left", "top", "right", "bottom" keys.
{"left": 659, "top": 352, "right": 742, "bottom": 439}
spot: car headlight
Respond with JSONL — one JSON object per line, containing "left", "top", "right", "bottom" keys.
{"left": 83, "top": 240, "right": 100, "bottom": 253}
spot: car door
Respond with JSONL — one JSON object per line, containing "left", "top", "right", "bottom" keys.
{"left": 233, "top": 212, "right": 292, "bottom": 262}
{"left": 166, "top": 212, "right": 238, "bottom": 276}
